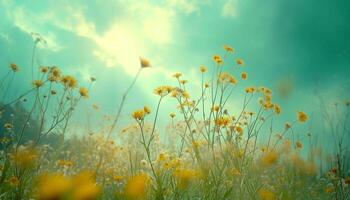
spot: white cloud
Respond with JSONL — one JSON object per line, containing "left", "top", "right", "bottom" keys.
{"left": 222, "top": 0, "right": 238, "bottom": 18}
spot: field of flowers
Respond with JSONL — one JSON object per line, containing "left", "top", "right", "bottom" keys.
{"left": 0, "top": 41, "right": 349, "bottom": 200}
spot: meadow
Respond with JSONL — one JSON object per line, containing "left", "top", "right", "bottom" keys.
{"left": 0, "top": 40, "right": 349, "bottom": 200}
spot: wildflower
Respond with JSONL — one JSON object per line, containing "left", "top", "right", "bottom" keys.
{"left": 212, "top": 55, "right": 223, "bottom": 65}
{"left": 132, "top": 110, "right": 146, "bottom": 121}
{"left": 199, "top": 65, "right": 207, "bottom": 73}
{"left": 218, "top": 73, "right": 237, "bottom": 85}
{"left": 92, "top": 104, "right": 99, "bottom": 110}
{"left": 154, "top": 86, "right": 173, "bottom": 97}
{"left": 169, "top": 113, "right": 176, "bottom": 118}
{"left": 173, "top": 169, "right": 198, "bottom": 190}
{"left": 40, "top": 66, "right": 49, "bottom": 73}
{"left": 173, "top": 72, "right": 182, "bottom": 79}
{"left": 10, "top": 146, "right": 38, "bottom": 168}
{"left": 72, "top": 171, "right": 101, "bottom": 200}
{"left": 261, "top": 150, "right": 278, "bottom": 166}
{"left": 224, "top": 44, "right": 234, "bottom": 52}
{"left": 180, "top": 80, "right": 188, "bottom": 85}
{"left": 257, "top": 189, "right": 276, "bottom": 200}
{"left": 7, "top": 176, "right": 19, "bottom": 186}
{"left": 10, "top": 63, "right": 19, "bottom": 72}
{"left": 79, "top": 87, "right": 89, "bottom": 98}
{"left": 33, "top": 80, "right": 44, "bottom": 88}
{"left": 245, "top": 87, "right": 255, "bottom": 93}
{"left": 204, "top": 82, "right": 209, "bottom": 88}
{"left": 51, "top": 90, "right": 57, "bottom": 95}
{"left": 235, "top": 126, "right": 243, "bottom": 135}
{"left": 273, "top": 104, "right": 281, "bottom": 114}
{"left": 49, "top": 67, "right": 61, "bottom": 82}
{"left": 241, "top": 72, "right": 247, "bottom": 80}
{"left": 297, "top": 111, "right": 308, "bottom": 122}
{"left": 295, "top": 141, "right": 303, "bottom": 149}
{"left": 285, "top": 122, "right": 291, "bottom": 130}
{"left": 61, "top": 75, "right": 77, "bottom": 88}
{"left": 124, "top": 173, "right": 150, "bottom": 200}
{"left": 37, "top": 173, "right": 72, "bottom": 200}
{"left": 90, "top": 77, "right": 96, "bottom": 82}
{"left": 229, "top": 168, "right": 241, "bottom": 176}
{"left": 215, "top": 116, "right": 231, "bottom": 127}
{"left": 143, "top": 106, "right": 151, "bottom": 114}
{"left": 4, "top": 123, "right": 13, "bottom": 129}
{"left": 236, "top": 58, "right": 244, "bottom": 65}
{"left": 113, "top": 175, "right": 124, "bottom": 182}
{"left": 139, "top": 57, "right": 151, "bottom": 68}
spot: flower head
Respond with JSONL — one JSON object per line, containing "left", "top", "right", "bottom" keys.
{"left": 224, "top": 45, "right": 234, "bottom": 52}
{"left": 33, "top": 80, "right": 44, "bottom": 88}
{"left": 236, "top": 58, "right": 244, "bottom": 65}
{"left": 241, "top": 72, "right": 247, "bottom": 80}
{"left": 10, "top": 63, "right": 19, "bottom": 72}
{"left": 297, "top": 111, "right": 308, "bottom": 123}
{"left": 79, "top": 87, "right": 89, "bottom": 98}
{"left": 139, "top": 57, "right": 151, "bottom": 68}
{"left": 199, "top": 65, "right": 207, "bottom": 73}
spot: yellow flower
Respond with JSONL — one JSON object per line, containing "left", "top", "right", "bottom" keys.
{"left": 297, "top": 111, "right": 308, "bottom": 122}
{"left": 113, "top": 175, "right": 124, "bottom": 182}
{"left": 61, "top": 75, "right": 77, "bottom": 88}
{"left": 139, "top": 57, "right": 151, "bottom": 68}
{"left": 260, "top": 150, "right": 278, "bottom": 166}
{"left": 236, "top": 58, "right": 244, "bottom": 65}
{"left": 212, "top": 55, "right": 223, "bottom": 65}
{"left": 173, "top": 72, "right": 182, "bottom": 79}
{"left": 37, "top": 173, "right": 71, "bottom": 200}
{"left": 154, "top": 86, "right": 173, "bottom": 97}
{"left": 180, "top": 80, "right": 188, "bottom": 85}
{"left": 79, "top": 87, "right": 89, "bottom": 98}
{"left": 224, "top": 44, "right": 234, "bottom": 52}
{"left": 143, "top": 106, "right": 151, "bottom": 114}
{"left": 241, "top": 72, "right": 247, "bottom": 80}
{"left": 325, "top": 186, "right": 334, "bottom": 193}
{"left": 10, "top": 63, "right": 19, "bottom": 72}
{"left": 72, "top": 171, "right": 101, "bottom": 200}
{"left": 7, "top": 176, "right": 19, "bottom": 186}
{"left": 215, "top": 116, "right": 231, "bottom": 127}
{"left": 10, "top": 146, "right": 38, "bottom": 168}
{"left": 245, "top": 87, "right": 255, "bottom": 93}
{"left": 273, "top": 104, "right": 281, "bottom": 114}
{"left": 132, "top": 108, "right": 149, "bottom": 121}
{"left": 257, "top": 189, "right": 276, "bottom": 200}
{"left": 40, "top": 66, "right": 49, "bottom": 73}
{"left": 295, "top": 141, "right": 303, "bottom": 149}
{"left": 173, "top": 169, "right": 198, "bottom": 190}
{"left": 204, "top": 82, "right": 209, "bottom": 88}
{"left": 49, "top": 67, "right": 61, "bottom": 81}
{"left": 235, "top": 126, "right": 243, "bottom": 135}
{"left": 32, "top": 80, "right": 44, "bottom": 88}
{"left": 124, "top": 173, "right": 150, "bottom": 200}
{"left": 169, "top": 113, "right": 176, "bottom": 118}
{"left": 199, "top": 65, "right": 207, "bottom": 73}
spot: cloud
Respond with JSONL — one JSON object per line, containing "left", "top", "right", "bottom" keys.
{"left": 222, "top": 0, "right": 238, "bottom": 18}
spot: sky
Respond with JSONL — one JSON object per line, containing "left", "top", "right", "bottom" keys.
{"left": 0, "top": 0, "right": 350, "bottom": 147}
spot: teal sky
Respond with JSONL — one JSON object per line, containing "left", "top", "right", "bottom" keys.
{"left": 1, "top": 0, "right": 350, "bottom": 147}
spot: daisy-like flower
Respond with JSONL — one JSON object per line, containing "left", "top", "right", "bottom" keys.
{"left": 199, "top": 65, "right": 207, "bottom": 73}
{"left": 241, "top": 72, "right": 247, "bottom": 80}
{"left": 79, "top": 87, "right": 89, "bottom": 98}
{"left": 169, "top": 113, "right": 176, "bottom": 118}
{"left": 33, "top": 80, "right": 44, "bottom": 88}
{"left": 40, "top": 66, "right": 49, "bottom": 73}
{"left": 297, "top": 111, "right": 308, "bottom": 123}
{"left": 236, "top": 58, "right": 244, "bottom": 65}
{"left": 10, "top": 63, "right": 19, "bottom": 72}
{"left": 173, "top": 72, "right": 182, "bottom": 79}
{"left": 224, "top": 45, "right": 234, "bottom": 53}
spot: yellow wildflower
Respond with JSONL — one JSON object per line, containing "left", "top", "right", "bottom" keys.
{"left": 143, "top": 106, "right": 151, "bottom": 114}
{"left": 10, "top": 63, "right": 19, "bottom": 72}
{"left": 124, "top": 173, "right": 150, "bottom": 200}
{"left": 169, "top": 113, "right": 176, "bottom": 118}
{"left": 260, "top": 150, "right": 278, "bottom": 166}
{"left": 297, "top": 111, "right": 308, "bottom": 122}
{"left": 40, "top": 66, "right": 49, "bottom": 73}
{"left": 257, "top": 189, "right": 276, "bottom": 200}
{"left": 199, "top": 65, "right": 207, "bottom": 72}
{"left": 37, "top": 173, "right": 71, "bottom": 200}
{"left": 241, "top": 72, "right": 247, "bottom": 80}
{"left": 79, "top": 87, "right": 89, "bottom": 98}
{"left": 33, "top": 80, "right": 43, "bottom": 88}
{"left": 224, "top": 44, "right": 234, "bottom": 52}
{"left": 236, "top": 58, "right": 244, "bottom": 65}
{"left": 173, "top": 72, "right": 182, "bottom": 79}
{"left": 7, "top": 176, "right": 19, "bottom": 186}
{"left": 139, "top": 57, "right": 151, "bottom": 68}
